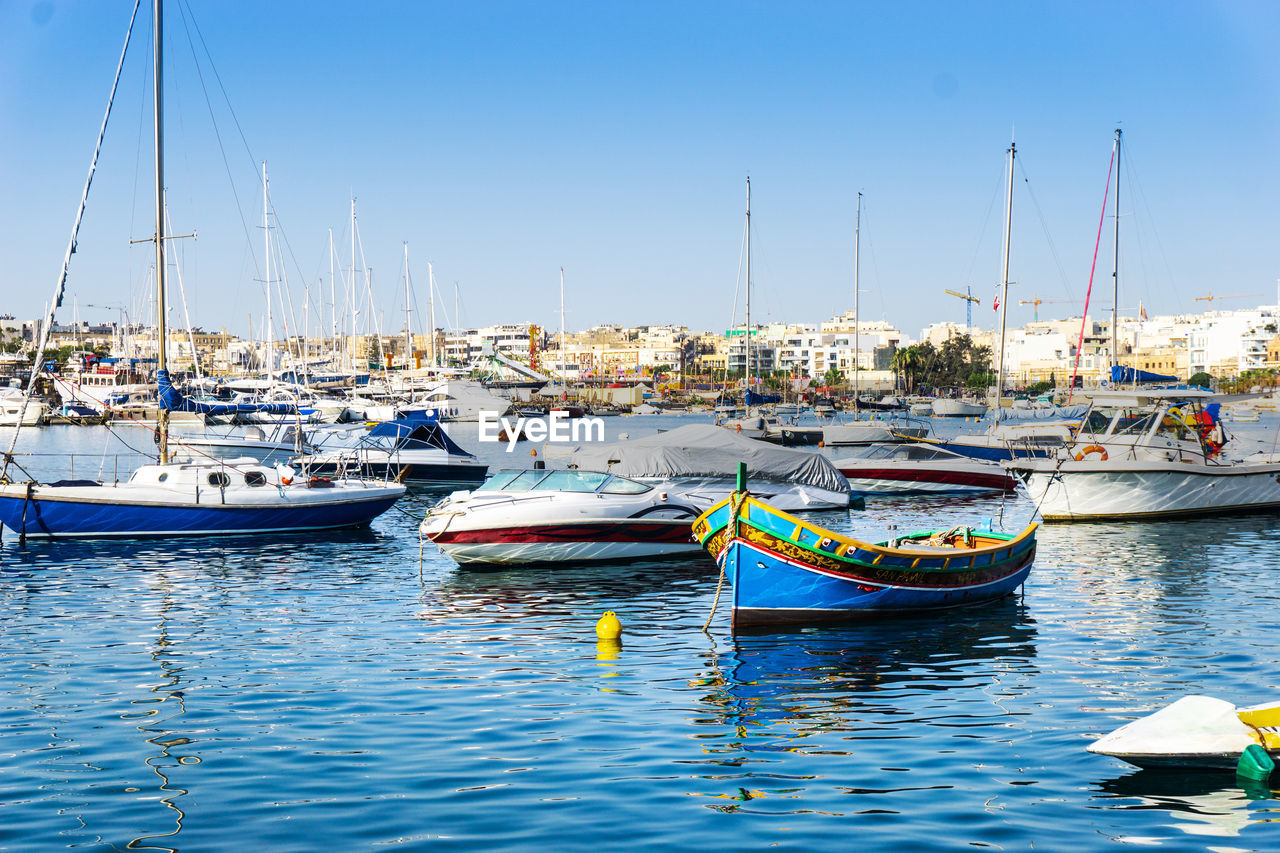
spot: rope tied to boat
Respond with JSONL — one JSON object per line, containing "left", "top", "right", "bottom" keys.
{"left": 702, "top": 490, "right": 747, "bottom": 633}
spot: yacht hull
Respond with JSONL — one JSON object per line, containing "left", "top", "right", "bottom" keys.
{"left": 0, "top": 482, "right": 401, "bottom": 538}
{"left": 430, "top": 520, "right": 702, "bottom": 565}
{"left": 1016, "top": 461, "right": 1280, "bottom": 521}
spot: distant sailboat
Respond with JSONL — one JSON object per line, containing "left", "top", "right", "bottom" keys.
{"left": 0, "top": 0, "right": 404, "bottom": 540}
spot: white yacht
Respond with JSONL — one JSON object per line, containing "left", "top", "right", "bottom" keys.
{"left": 420, "top": 468, "right": 704, "bottom": 565}
{"left": 1005, "top": 388, "right": 1280, "bottom": 521}
{"left": 0, "top": 387, "right": 45, "bottom": 426}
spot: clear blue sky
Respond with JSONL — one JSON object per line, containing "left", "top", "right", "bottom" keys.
{"left": 2, "top": 1, "right": 1278, "bottom": 342}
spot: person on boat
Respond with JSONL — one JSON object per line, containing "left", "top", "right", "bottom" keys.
{"left": 1193, "top": 403, "right": 1225, "bottom": 457}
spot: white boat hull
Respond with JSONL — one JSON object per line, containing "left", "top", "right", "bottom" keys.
{"left": 437, "top": 535, "right": 702, "bottom": 565}
{"left": 932, "top": 399, "right": 988, "bottom": 418}
{"left": 1015, "top": 459, "right": 1280, "bottom": 521}
{"left": 0, "top": 401, "right": 46, "bottom": 426}
{"left": 823, "top": 422, "right": 896, "bottom": 445}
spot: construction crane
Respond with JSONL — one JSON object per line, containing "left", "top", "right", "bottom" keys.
{"left": 1194, "top": 292, "right": 1259, "bottom": 304}
{"left": 943, "top": 287, "right": 981, "bottom": 328}
{"left": 1018, "top": 294, "right": 1082, "bottom": 322}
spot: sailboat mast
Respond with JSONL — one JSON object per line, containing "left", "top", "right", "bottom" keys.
{"left": 428, "top": 262, "right": 437, "bottom": 367}
{"left": 403, "top": 243, "right": 412, "bottom": 371}
{"left": 745, "top": 177, "right": 751, "bottom": 396}
{"left": 1112, "top": 128, "right": 1122, "bottom": 383}
{"left": 349, "top": 197, "right": 356, "bottom": 373}
{"left": 559, "top": 267, "right": 566, "bottom": 389}
{"left": 262, "top": 162, "right": 272, "bottom": 379}
{"left": 153, "top": 0, "right": 169, "bottom": 463}
{"left": 329, "top": 228, "right": 336, "bottom": 367}
{"left": 853, "top": 191, "right": 861, "bottom": 415}
{"left": 996, "top": 139, "right": 1015, "bottom": 404}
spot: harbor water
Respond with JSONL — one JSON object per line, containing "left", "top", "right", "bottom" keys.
{"left": 3, "top": 413, "right": 1280, "bottom": 850}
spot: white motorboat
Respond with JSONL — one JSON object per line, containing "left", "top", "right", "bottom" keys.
{"left": 902, "top": 416, "right": 1081, "bottom": 463}
{"left": 1005, "top": 388, "right": 1280, "bottom": 521}
{"left": 0, "top": 387, "right": 46, "bottom": 426}
{"left": 550, "top": 423, "right": 853, "bottom": 510}
{"left": 718, "top": 412, "right": 769, "bottom": 440}
{"left": 833, "top": 443, "right": 1017, "bottom": 496}
{"left": 399, "top": 379, "right": 512, "bottom": 422}
{"left": 822, "top": 417, "right": 928, "bottom": 446}
{"left": 1088, "top": 695, "right": 1280, "bottom": 770}
{"left": 173, "top": 423, "right": 311, "bottom": 464}
{"left": 420, "top": 468, "right": 705, "bottom": 565}
{"left": 294, "top": 418, "right": 488, "bottom": 486}
{"left": 932, "top": 397, "right": 988, "bottom": 418}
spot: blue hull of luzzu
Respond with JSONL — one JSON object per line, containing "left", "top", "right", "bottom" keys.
{"left": 0, "top": 486, "right": 402, "bottom": 538}
{"left": 692, "top": 493, "right": 1037, "bottom": 626}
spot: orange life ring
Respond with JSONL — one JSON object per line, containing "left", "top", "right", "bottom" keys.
{"left": 1073, "top": 444, "right": 1108, "bottom": 462}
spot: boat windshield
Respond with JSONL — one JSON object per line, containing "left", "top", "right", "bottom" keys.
{"left": 1110, "top": 410, "right": 1159, "bottom": 437}
{"left": 531, "top": 470, "right": 610, "bottom": 492}
{"left": 858, "top": 444, "right": 953, "bottom": 461}
{"left": 600, "top": 476, "right": 651, "bottom": 494}
{"left": 476, "top": 469, "right": 547, "bottom": 491}
{"left": 474, "top": 469, "right": 651, "bottom": 494}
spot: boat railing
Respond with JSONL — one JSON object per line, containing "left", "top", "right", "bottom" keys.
{"left": 4, "top": 450, "right": 153, "bottom": 483}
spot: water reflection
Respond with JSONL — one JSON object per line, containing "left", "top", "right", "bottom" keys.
{"left": 422, "top": 557, "right": 717, "bottom": 623}
{"left": 698, "top": 600, "right": 1038, "bottom": 737}
{"left": 125, "top": 583, "right": 193, "bottom": 853}
{"left": 1094, "top": 769, "right": 1278, "bottom": 841}
{"left": 0, "top": 528, "right": 388, "bottom": 583}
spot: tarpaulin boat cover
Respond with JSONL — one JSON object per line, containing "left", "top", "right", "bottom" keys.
{"left": 991, "top": 404, "right": 1090, "bottom": 422}
{"left": 560, "top": 423, "right": 850, "bottom": 494}
{"left": 1110, "top": 365, "right": 1178, "bottom": 384}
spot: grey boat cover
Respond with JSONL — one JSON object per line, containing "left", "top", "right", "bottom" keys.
{"left": 561, "top": 423, "right": 850, "bottom": 494}
{"left": 991, "top": 404, "right": 1089, "bottom": 422}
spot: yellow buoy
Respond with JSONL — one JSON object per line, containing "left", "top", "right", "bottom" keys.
{"left": 596, "top": 610, "right": 621, "bottom": 640}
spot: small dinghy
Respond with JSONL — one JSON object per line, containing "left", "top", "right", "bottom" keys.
{"left": 1088, "top": 695, "right": 1280, "bottom": 770}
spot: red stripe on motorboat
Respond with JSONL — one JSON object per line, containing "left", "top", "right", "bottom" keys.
{"left": 433, "top": 521, "right": 696, "bottom": 544}
{"left": 838, "top": 467, "right": 1016, "bottom": 490}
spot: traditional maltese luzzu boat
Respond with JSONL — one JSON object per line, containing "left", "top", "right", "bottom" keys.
{"left": 692, "top": 472, "right": 1038, "bottom": 627}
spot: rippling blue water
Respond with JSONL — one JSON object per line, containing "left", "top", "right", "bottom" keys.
{"left": 3, "top": 414, "right": 1280, "bottom": 850}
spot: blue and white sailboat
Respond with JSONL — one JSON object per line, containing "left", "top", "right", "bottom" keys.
{"left": 0, "top": 0, "right": 404, "bottom": 540}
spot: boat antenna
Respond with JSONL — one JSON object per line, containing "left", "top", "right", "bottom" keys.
{"left": 2, "top": 0, "right": 143, "bottom": 480}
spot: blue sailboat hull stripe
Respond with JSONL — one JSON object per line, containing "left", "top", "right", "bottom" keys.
{"left": 0, "top": 493, "right": 400, "bottom": 538}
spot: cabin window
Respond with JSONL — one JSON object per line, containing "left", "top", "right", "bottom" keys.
{"left": 157, "top": 472, "right": 169, "bottom": 482}
{"left": 244, "top": 471, "right": 267, "bottom": 487}
{"left": 208, "top": 472, "right": 231, "bottom": 487}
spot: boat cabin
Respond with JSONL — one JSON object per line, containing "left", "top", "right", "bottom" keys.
{"left": 1074, "top": 389, "right": 1224, "bottom": 459}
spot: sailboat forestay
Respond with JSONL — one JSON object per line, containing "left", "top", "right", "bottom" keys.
{"left": 0, "top": 0, "right": 404, "bottom": 540}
